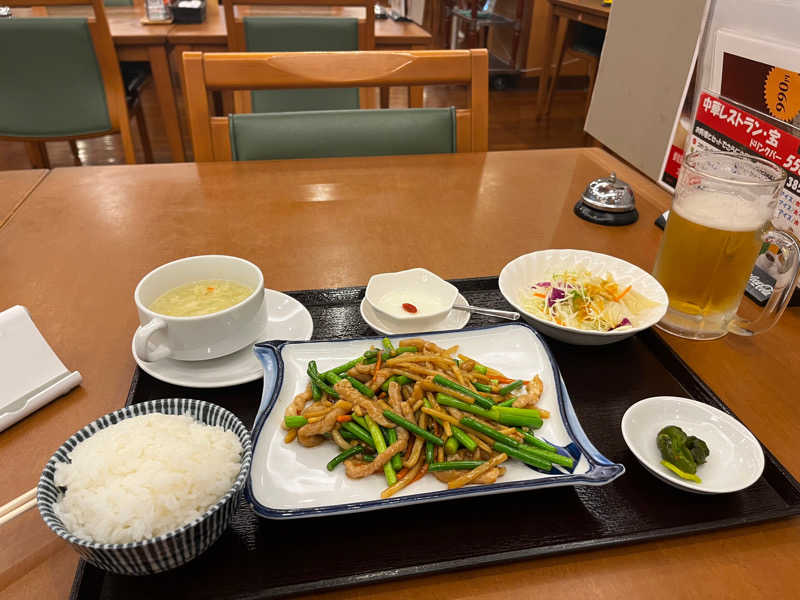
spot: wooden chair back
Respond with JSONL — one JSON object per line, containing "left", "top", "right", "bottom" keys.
{"left": 182, "top": 49, "right": 489, "bottom": 162}
{"left": 224, "top": 0, "right": 375, "bottom": 52}
{"left": 224, "top": 0, "right": 376, "bottom": 112}
{"left": 0, "top": 0, "right": 136, "bottom": 164}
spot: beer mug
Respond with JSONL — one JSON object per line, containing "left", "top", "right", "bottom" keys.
{"left": 653, "top": 151, "right": 800, "bottom": 340}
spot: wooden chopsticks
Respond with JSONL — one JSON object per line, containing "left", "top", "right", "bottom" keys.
{"left": 0, "top": 488, "right": 36, "bottom": 526}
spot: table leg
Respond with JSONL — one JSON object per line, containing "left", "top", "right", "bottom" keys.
{"left": 536, "top": 12, "right": 557, "bottom": 117}
{"left": 147, "top": 45, "right": 186, "bottom": 162}
{"left": 544, "top": 16, "right": 570, "bottom": 117}
{"left": 536, "top": 11, "right": 565, "bottom": 118}
{"left": 24, "top": 142, "right": 50, "bottom": 169}
{"left": 171, "top": 44, "right": 190, "bottom": 90}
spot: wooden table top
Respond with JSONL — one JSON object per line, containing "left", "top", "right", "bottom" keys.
{"left": 106, "top": 6, "right": 173, "bottom": 45}
{"left": 551, "top": 0, "right": 611, "bottom": 19}
{"left": 1, "top": 148, "right": 798, "bottom": 599}
{"left": 0, "top": 169, "right": 48, "bottom": 230}
{"left": 19, "top": 5, "right": 172, "bottom": 44}
{"left": 23, "top": 3, "right": 430, "bottom": 47}
{"left": 166, "top": 1, "right": 432, "bottom": 47}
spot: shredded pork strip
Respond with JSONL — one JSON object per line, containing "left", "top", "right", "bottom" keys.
{"left": 432, "top": 467, "right": 504, "bottom": 485}
{"left": 512, "top": 375, "right": 543, "bottom": 409}
{"left": 387, "top": 381, "right": 404, "bottom": 413}
{"left": 283, "top": 386, "right": 312, "bottom": 430}
{"left": 344, "top": 426, "right": 408, "bottom": 478}
{"left": 342, "top": 381, "right": 411, "bottom": 478}
{"left": 346, "top": 364, "right": 372, "bottom": 382}
{"left": 334, "top": 379, "right": 394, "bottom": 427}
{"left": 399, "top": 338, "right": 426, "bottom": 350}
{"left": 297, "top": 405, "right": 349, "bottom": 447}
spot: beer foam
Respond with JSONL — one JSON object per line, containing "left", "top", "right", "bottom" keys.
{"left": 672, "top": 190, "right": 770, "bottom": 232}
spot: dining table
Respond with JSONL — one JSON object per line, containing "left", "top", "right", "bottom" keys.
{"left": 536, "top": 0, "right": 611, "bottom": 116}
{"left": 166, "top": 1, "right": 433, "bottom": 53}
{"left": 1, "top": 147, "right": 799, "bottom": 599}
{"left": 0, "top": 169, "right": 48, "bottom": 229}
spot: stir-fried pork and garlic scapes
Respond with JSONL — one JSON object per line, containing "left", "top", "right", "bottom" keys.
{"left": 283, "top": 337, "right": 573, "bottom": 499}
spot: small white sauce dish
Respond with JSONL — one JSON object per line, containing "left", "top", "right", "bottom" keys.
{"left": 621, "top": 396, "right": 765, "bottom": 494}
{"left": 365, "top": 268, "right": 459, "bottom": 331}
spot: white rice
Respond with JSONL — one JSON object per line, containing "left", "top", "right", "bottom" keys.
{"left": 53, "top": 413, "right": 242, "bottom": 544}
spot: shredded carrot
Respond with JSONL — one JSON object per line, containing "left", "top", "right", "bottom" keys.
{"left": 532, "top": 292, "right": 546, "bottom": 298}
{"left": 369, "top": 350, "right": 383, "bottom": 385}
{"left": 613, "top": 285, "right": 632, "bottom": 302}
{"left": 403, "top": 442, "right": 414, "bottom": 460}
{"left": 411, "top": 462, "right": 429, "bottom": 483}
{"left": 395, "top": 468, "right": 409, "bottom": 480}
{"left": 336, "top": 415, "right": 352, "bottom": 423}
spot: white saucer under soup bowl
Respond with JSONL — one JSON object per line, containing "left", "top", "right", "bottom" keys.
{"left": 621, "top": 396, "right": 764, "bottom": 494}
{"left": 365, "top": 268, "right": 459, "bottom": 331}
{"left": 132, "top": 289, "right": 313, "bottom": 388}
{"left": 498, "top": 249, "right": 668, "bottom": 345}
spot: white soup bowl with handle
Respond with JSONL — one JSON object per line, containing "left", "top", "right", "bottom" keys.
{"left": 134, "top": 255, "right": 265, "bottom": 362}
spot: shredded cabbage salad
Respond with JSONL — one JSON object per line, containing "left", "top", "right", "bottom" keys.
{"left": 521, "top": 269, "right": 658, "bottom": 332}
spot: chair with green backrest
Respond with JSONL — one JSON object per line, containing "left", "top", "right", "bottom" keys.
{"left": 0, "top": 0, "right": 146, "bottom": 167}
{"left": 181, "top": 49, "right": 489, "bottom": 162}
{"left": 224, "top": 0, "right": 375, "bottom": 113}
{"left": 228, "top": 108, "right": 457, "bottom": 161}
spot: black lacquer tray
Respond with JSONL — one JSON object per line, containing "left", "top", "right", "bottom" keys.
{"left": 70, "top": 278, "right": 800, "bottom": 600}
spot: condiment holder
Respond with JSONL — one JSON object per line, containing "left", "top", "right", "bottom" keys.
{"left": 171, "top": 0, "right": 206, "bottom": 24}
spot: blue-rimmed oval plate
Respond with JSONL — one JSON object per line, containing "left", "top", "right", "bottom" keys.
{"left": 246, "top": 323, "right": 624, "bottom": 519}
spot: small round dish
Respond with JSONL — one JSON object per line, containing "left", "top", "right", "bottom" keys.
{"left": 498, "top": 249, "right": 668, "bottom": 345}
{"left": 621, "top": 396, "right": 764, "bottom": 494}
{"left": 37, "top": 398, "right": 253, "bottom": 575}
{"left": 360, "top": 294, "right": 470, "bottom": 335}
{"left": 365, "top": 268, "right": 459, "bottom": 330}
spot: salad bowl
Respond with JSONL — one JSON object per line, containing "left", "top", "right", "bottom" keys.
{"left": 498, "top": 249, "right": 668, "bottom": 345}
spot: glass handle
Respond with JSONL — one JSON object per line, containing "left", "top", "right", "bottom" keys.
{"left": 729, "top": 229, "right": 800, "bottom": 336}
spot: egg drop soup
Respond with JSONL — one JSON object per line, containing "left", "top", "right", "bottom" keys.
{"left": 149, "top": 280, "right": 253, "bottom": 317}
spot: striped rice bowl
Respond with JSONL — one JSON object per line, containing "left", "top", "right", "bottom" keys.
{"left": 37, "top": 398, "right": 252, "bottom": 576}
